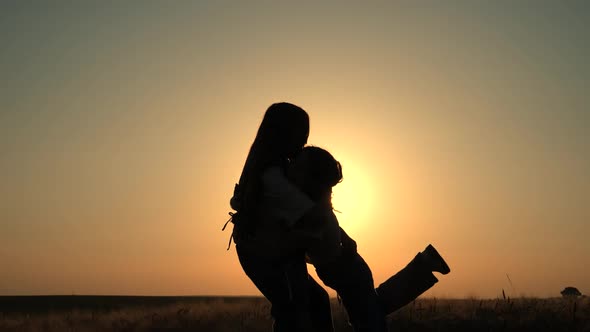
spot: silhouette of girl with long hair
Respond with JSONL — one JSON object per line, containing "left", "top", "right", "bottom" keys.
{"left": 228, "top": 102, "right": 335, "bottom": 332}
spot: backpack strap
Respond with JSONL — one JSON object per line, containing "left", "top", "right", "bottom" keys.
{"left": 222, "top": 212, "right": 236, "bottom": 250}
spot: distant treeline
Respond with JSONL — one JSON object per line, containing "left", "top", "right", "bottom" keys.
{"left": 0, "top": 295, "right": 263, "bottom": 313}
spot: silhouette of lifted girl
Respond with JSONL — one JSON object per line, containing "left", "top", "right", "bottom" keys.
{"left": 285, "top": 146, "right": 451, "bottom": 332}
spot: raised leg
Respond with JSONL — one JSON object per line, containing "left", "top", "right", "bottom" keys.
{"left": 376, "top": 252, "right": 439, "bottom": 315}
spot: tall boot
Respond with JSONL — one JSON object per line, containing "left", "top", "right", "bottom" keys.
{"left": 375, "top": 253, "right": 439, "bottom": 315}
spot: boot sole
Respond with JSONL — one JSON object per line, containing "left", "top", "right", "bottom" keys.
{"left": 426, "top": 244, "right": 451, "bottom": 275}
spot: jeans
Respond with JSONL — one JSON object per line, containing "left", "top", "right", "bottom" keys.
{"left": 316, "top": 253, "right": 387, "bottom": 332}
{"left": 315, "top": 252, "right": 439, "bottom": 332}
{"left": 376, "top": 253, "right": 439, "bottom": 315}
{"left": 237, "top": 245, "right": 334, "bottom": 332}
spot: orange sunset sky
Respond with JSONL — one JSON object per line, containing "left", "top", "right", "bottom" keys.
{"left": 1, "top": 2, "right": 589, "bottom": 298}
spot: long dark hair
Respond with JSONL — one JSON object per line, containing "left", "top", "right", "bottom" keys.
{"left": 234, "top": 102, "right": 310, "bottom": 231}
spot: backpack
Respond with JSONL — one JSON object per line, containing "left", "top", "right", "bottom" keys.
{"left": 222, "top": 159, "right": 285, "bottom": 250}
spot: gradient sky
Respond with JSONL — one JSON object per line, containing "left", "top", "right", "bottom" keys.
{"left": 1, "top": 1, "right": 589, "bottom": 298}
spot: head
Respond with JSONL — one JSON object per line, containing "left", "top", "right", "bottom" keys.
{"left": 288, "top": 146, "right": 343, "bottom": 203}
{"left": 252, "top": 102, "right": 309, "bottom": 161}
{"left": 235, "top": 102, "right": 310, "bottom": 226}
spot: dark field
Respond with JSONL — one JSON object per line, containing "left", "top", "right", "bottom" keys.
{"left": 1, "top": 295, "right": 588, "bottom": 331}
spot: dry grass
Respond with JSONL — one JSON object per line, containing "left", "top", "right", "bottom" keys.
{"left": 1, "top": 296, "right": 589, "bottom": 331}
{"left": 389, "top": 297, "right": 590, "bottom": 331}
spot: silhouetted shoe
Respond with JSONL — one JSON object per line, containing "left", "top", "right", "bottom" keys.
{"left": 422, "top": 244, "right": 451, "bottom": 275}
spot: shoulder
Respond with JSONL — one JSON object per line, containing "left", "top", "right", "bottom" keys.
{"left": 260, "top": 166, "right": 292, "bottom": 190}
{"left": 261, "top": 165, "right": 285, "bottom": 180}
{"left": 259, "top": 166, "right": 315, "bottom": 227}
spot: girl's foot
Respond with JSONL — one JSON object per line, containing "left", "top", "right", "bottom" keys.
{"left": 421, "top": 244, "right": 451, "bottom": 275}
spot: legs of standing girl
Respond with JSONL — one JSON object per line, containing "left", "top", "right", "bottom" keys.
{"left": 237, "top": 245, "right": 334, "bottom": 332}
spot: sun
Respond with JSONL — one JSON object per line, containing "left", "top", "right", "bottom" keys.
{"left": 330, "top": 156, "right": 376, "bottom": 237}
